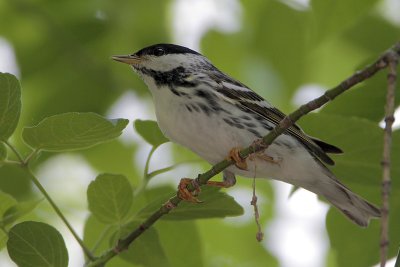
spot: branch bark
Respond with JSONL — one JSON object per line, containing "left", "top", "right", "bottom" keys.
{"left": 86, "top": 42, "right": 400, "bottom": 267}
{"left": 380, "top": 49, "right": 398, "bottom": 267}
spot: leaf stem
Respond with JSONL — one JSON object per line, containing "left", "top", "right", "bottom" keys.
{"left": 136, "top": 147, "right": 201, "bottom": 195}
{"left": 3, "top": 160, "right": 21, "bottom": 165}
{"left": 23, "top": 148, "right": 39, "bottom": 165}
{"left": 143, "top": 146, "right": 157, "bottom": 180}
{"left": 147, "top": 159, "right": 201, "bottom": 180}
{"left": 23, "top": 168, "right": 95, "bottom": 261}
{"left": 3, "top": 141, "right": 24, "bottom": 163}
{"left": 91, "top": 225, "right": 113, "bottom": 254}
{"left": 133, "top": 146, "right": 157, "bottom": 196}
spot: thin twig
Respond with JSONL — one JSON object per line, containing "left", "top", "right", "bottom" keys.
{"left": 133, "top": 146, "right": 158, "bottom": 196}
{"left": 23, "top": 148, "right": 39, "bottom": 166}
{"left": 22, "top": 168, "right": 96, "bottom": 261}
{"left": 91, "top": 225, "right": 113, "bottom": 255}
{"left": 251, "top": 177, "right": 263, "bottom": 242}
{"left": 143, "top": 146, "right": 157, "bottom": 180}
{"left": 3, "top": 114, "right": 95, "bottom": 262}
{"left": 86, "top": 42, "right": 400, "bottom": 267}
{"left": 146, "top": 159, "right": 202, "bottom": 180}
{"left": 249, "top": 152, "right": 263, "bottom": 241}
{"left": 3, "top": 141, "right": 24, "bottom": 163}
{"left": 380, "top": 50, "right": 398, "bottom": 267}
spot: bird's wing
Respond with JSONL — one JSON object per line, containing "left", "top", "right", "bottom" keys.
{"left": 210, "top": 73, "right": 342, "bottom": 165}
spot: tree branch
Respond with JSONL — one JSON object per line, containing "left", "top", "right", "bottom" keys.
{"left": 86, "top": 42, "right": 400, "bottom": 267}
{"left": 380, "top": 49, "right": 398, "bottom": 267}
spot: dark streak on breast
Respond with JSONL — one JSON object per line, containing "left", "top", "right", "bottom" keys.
{"left": 247, "top": 128, "right": 262, "bottom": 138}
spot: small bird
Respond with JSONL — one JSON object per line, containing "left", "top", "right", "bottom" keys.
{"left": 112, "top": 43, "right": 380, "bottom": 227}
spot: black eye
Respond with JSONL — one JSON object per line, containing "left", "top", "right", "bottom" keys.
{"left": 153, "top": 47, "right": 165, "bottom": 56}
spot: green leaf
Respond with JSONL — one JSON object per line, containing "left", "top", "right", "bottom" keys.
{"left": 0, "top": 73, "right": 21, "bottom": 141}
{"left": 300, "top": 113, "right": 400, "bottom": 266}
{"left": 87, "top": 173, "right": 133, "bottom": 224}
{"left": 310, "top": 0, "right": 379, "bottom": 42}
{"left": 0, "top": 163, "right": 32, "bottom": 200}
{"left": 198, "top": 218, "right": 279, "bottom": 266}
{"left": 0, "top": 191, "right": 17, "bottom": 218}
{"left": 134, "top": 120, "right": 169, "bottom": 147}
{"left": 321, "top": 71, "right": 400, "bottom": 122}
{"left": 2, "top": 199, "right": 42, "bottom": 227}
{"left": 344, "top": 15, "right": 400, "bottom": 54}
{"left": 236, "top": 0, "right": 310, "bottom": 100}
{"left": 83, "top": 215, "right": 116, "bottom": 255}
{"left": 22, "top": 112, "right": 128, "bottom": 152}
{"left": 156, "top": 221, "right": 203, "bottom": 267}
{"left": 115, "top": 221, "right": 170, "bottom": 267}
{"left": 7, "top": 221, "right": 68, "bottom": 267}
{"left": 196, "top": 179, "right": 278, "bottom": 266}
{"left": 82, "top": 140, "right": 140, "bottom": 185}
{"left": 0, "top": 191, "right": 17, "bottom": 250}
{"left": 0, "top": 142, "right": 7, "bottom": 163}
{"left": 82, "top": 215, "right": 137, "bottom": 267}
{"left": 0, "top": 231, "right": 7, "bottom": 251}
{"left": 327, "top": 189, "right": 400, "bottom": 267}
{"left": 299, "top": 113, "right": 385, "bottom": 189}
{"left": 138, "top": 186, "right": 244, "bottom": 220}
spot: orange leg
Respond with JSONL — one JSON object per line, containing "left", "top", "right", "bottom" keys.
{"left": 178, "top": 171, "right": 237, "bottom": 202}
{"left": 228, "top": 147, "right": 248, "bottom": 170}
{"left": 177, "top": 178, "right": 202, "bottom": 203}
{"left": 206, "top": 181, "right": 231, "bottom": 187}
{"left": 206, "top": 170, "right": 236, "bottom": 188}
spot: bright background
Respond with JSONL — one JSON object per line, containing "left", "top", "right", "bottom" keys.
{"left": 1, "top": 0, "right": 400, "bottom": 266}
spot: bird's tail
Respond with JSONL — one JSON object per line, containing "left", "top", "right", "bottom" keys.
{"left": 317, "top": 178, "right": 381, "bottom": 227}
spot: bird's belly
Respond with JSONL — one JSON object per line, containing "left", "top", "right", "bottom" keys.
{"left": 153, "top": 95, "right": 314, "bottom": 182}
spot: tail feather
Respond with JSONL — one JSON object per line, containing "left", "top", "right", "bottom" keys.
{"left": 321, "top": 179, "right": 381, "bottom": 227}
{"left": 310, "top": 137, "right": 343, "bottom": 154}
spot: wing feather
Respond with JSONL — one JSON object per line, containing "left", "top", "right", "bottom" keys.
{"left": 210, "top": 73, "right": 340, "bottom": 165}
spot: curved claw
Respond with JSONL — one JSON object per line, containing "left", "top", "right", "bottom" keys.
{"left": 228, "top": 147, "right": 248, "bottom": 170}
{"left": 206, "top": 171, "right": 236, "bottom": 188}
{"left": 177, "top": 178, "right": 202, "bottom": 203}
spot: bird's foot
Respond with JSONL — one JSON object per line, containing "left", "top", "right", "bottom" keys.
{"left": 248, "top": 139, "right": 282, "bottom": 165}
{"left": 250, "top": 139, "right": 269, "bottom": 151}
{"left": 255, "top": 153, "right": 282, "bottom": 165}
{"left": 227, "top": 147, "right": 248, "bottom": 170}
{"left": 207, "top": 171, "right": 236, "bottom": 188}
{"left": 206, "top": 180, "right": 235, "bottom": 188}
{"left": 177, "top": 178, "right": 202, "bottom": 203}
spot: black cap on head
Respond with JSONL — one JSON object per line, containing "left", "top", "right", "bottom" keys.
{"left": 134, "top": 44, "right": 201, "bottom": 57}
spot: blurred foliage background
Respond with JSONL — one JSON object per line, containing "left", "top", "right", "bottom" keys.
{"left": 0, "top": 0, "right": 400, "bottom": 266}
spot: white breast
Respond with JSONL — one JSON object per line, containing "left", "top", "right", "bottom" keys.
{"left": 152, "top": 86, "right": 239, "bottom": 164}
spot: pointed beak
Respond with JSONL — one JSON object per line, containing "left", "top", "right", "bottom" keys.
{"left": 111, "top": 54, "right": 142, "bottom": 65}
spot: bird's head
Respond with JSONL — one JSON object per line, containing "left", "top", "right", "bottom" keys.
{"left": 112, "top": 44, "right": 213, "bottom": 88}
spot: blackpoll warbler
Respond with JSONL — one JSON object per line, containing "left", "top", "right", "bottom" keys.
{"left": 112, "top": 44, "right": 380, "bottom": 227}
